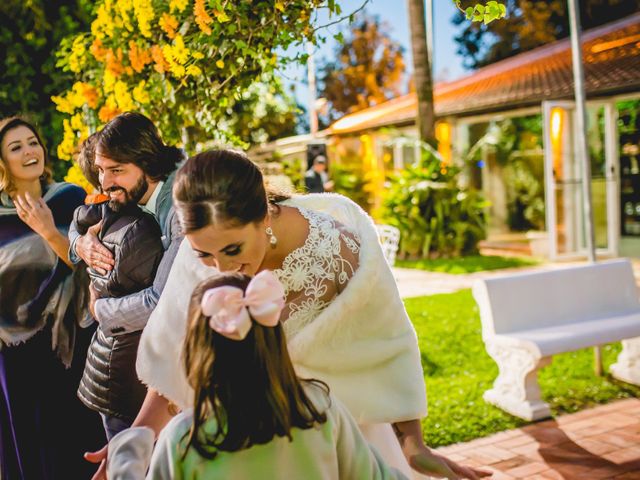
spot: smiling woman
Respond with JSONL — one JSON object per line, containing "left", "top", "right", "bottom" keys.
{"left": 0, "top": 117, "right": 104, "bottom": 479}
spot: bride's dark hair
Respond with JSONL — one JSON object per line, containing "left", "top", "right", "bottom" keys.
{"left": 173, "top": 149, "right": 290, "bottom": 233}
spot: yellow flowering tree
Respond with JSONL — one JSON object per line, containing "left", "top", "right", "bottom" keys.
{"left": 53, "top": 0, "right": 342, "bottom": 186}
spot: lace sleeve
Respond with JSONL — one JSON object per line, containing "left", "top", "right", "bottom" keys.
{"left": 274, "top": 208, "right": 361, "bottom": 337}
{"left": 334, "top": 223, "right": 360, "bottom": 295}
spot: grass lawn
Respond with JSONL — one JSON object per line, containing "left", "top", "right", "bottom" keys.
{"left": 406, "top": 290, "right": 640, "bottom": 448}
{"left": 396, "top": 255, "right": 538, "bottom": 274}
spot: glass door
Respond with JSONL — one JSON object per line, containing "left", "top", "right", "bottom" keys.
{"left": 542, "top": 101, "right": 618, "bottom": 260}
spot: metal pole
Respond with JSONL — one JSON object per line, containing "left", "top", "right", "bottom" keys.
{"left": 567, "top": 0, "right": 600, "bottom": 373}
{"left": 425, "top": 0, "right": 434, "bottom": 63}
{"left": 307, "top": 42, "right": 318, "bottom": 135}
{"left": 567, "top": 0, "right": 596, "bottom": 264}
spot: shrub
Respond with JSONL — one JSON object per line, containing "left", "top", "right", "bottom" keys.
{"left": 381, "top": 147, "right": 487, "bottom": 259}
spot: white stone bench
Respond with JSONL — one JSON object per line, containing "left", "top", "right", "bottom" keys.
{"left": 472, "top": 259, "right": 640, "bottom": 421}
{"left": 375, "top": 224, "right": 400, "bottom": 267}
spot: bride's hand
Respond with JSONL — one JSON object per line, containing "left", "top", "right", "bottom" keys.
{"left": 14, "top": 192, "right": 57, "bottom": 240}
{"left": 404, "top": 439, "right": 492, "bottom": 479}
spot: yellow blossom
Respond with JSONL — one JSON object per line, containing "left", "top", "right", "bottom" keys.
{"left": 57, "top": 119, "right": 76, "bottom": 161}
{"left": 51, "top": 95, "right": 75, "bottom": 115}
{"left": 216, "top": 59, "right": 224, "bottom": 69}
{"left": 68, "top": 36, "right": 87, "bottom": 73}
{"left": 275, "top": 2, "right": 285, "bottom": 12}
{"left": 159, "top": 13, "right": 179, "bottom": 39}
{"left": 114, "top": 0, "right": 135, "bottom": 31}
{"left": 114, "top": 81, "right": 135, "bottom": 111}
{"left": 191, "top": 51, "right": 204, "bottom": 60}
{"left": 103, "top": 69, "right": 117, "bottom": 93}
{"left": 132, "top": 80, "right": 150, "bottom": 104}
{"left": 70, "top": 113, "right": 85, "bottom": 132}
{"left": 186, "top": 64, "right": 202, "bottom": 77}
{"left": 194, "top": 0, "right": 213, "bottom": 34}
{"left": 134, "top": 0, "right": 154, "bottom": 38}
{"left": 172, "top": 64, "right": 186, "bottom": 78}
{"left": 169, "top": 0, "right": 189, "bottom": 13}
{"left": 65, "top": 163, "right": 95, "bottom": 194}
{"left": 92, "top": 0, "right": 115, "bottom": 40}
{"left": 171, "top": 35, "right": 189, "bottom": 64}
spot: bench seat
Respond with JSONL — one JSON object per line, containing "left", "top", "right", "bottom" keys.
{"left": 492, "top": 311, "right": 640, "bottom": 357}
{"left": 473, "top": 259, "right": 640, "bottom": 420}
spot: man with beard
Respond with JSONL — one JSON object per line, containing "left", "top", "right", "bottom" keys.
{"left": 68, "top": 113, "right": 184, "bottom": 442}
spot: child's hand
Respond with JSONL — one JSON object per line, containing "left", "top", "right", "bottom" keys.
{"left": 89, "top": 284, "right": 99, "bottom": 321}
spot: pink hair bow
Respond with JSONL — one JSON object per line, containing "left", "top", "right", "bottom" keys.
{"left": 200, "top": 270, "right": 286, "bottom": 340}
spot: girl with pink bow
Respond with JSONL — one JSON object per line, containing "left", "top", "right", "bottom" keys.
{"left": 134, "top": 271, "right": 409, "bottom": 479}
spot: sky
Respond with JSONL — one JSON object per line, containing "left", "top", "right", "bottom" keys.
{"left": 281, "top": 0, "right": 470, "bottom": 107}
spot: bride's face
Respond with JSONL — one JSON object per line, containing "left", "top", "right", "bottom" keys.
{"left": 186, "top": 219, "right": 268, "bottom": 276}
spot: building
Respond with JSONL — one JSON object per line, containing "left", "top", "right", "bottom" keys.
{"left": 325, "top": 13, "right": 640, "bottom": 260}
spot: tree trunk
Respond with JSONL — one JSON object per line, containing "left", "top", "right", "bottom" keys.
{"left": 407, "top": 0, "right": 436, "bottom": 146}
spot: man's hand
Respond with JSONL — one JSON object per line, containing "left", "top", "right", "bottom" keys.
{"left": 76, "top": 221, "right": 115, "bottom": 275}
{"left": 85, "top": 444, "right": 108, "bottom": 480}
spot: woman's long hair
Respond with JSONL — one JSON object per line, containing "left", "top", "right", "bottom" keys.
{"left": 0, "top": 117, "right": 52, "bottom": 194}
{"left": 173, "top": 149, "right": 290, "bottom": 233}
{"left": 183, "top": 273, "right": 328, "bottom": 459}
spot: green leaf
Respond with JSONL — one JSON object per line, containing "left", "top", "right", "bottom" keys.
{"left": 465, "top": 7, "right": 474, "bottom": 19}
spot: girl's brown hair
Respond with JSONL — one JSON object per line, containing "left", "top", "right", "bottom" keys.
{"left": 0, "top": 117, "right": 52, "bottom": 194}
{"left": 173, "top": 149, "right": 290, "bottom": 233}
{"left": 183, "top": 273, "right": 328, "bottom": 459}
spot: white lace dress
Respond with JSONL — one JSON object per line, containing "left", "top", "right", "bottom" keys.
{"left": 137, "top": 193, "right": 428, "bottom": 479}
{"left": 274, "top": 206, "right": 361, "bottom": 339}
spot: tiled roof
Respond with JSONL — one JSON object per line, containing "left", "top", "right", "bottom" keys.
{"left": 330, "top": 13, "right": 640, "bottom": 134}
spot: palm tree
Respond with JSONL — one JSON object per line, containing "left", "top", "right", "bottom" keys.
{"left": 407, "top": 0, "right": 436, "bottom": 147}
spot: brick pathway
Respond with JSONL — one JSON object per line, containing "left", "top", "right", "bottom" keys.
{"left": 436, "top": 399, "right": 640, "bottom": 479}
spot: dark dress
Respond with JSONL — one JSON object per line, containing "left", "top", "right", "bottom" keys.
{"left": 0, "top": 182, "right": 105, "bottom": 479}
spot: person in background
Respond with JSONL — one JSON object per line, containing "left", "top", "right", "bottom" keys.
{"left": 108, "top": 271, "right": 409, "bottom": 479}
{"left": 0, "top": 116, "right": 104, "bottom": 479}
{"left": 304, "top": 155, "right": 333, "bottom": 193}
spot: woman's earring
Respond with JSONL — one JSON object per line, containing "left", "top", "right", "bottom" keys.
{"left": 266, "top": 226, "right": 278, "bottom": 248}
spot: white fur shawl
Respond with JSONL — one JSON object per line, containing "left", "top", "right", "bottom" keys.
{"left": 136, "top": 193, "right": 427, "bottom": 424}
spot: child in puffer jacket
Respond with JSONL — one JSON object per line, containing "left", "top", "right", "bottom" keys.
{"left": 72, "top": 134, "right": 165, "bottom": 441}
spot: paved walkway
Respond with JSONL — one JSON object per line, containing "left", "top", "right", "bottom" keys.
{"left": 436, "top": 398, "right": 640, "bottom": 479}
{"left": 393, "top": 258, "right": 640, "bottom": 298}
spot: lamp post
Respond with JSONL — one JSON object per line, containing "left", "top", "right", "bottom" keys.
{"left": 567, "top": 0, "right": 601, "bottom": 374}
{"left": 307, "top": 42, "right": 318, "bottom": 135}
{"left": 567, "top": 0, "right": 596, "bottom": 264}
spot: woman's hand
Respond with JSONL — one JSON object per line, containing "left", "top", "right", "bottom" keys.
{"left": 14, "top": 192, "right": 57, "bottom": 240}
{"left": 403, "top": 438, "right": 492, "bottom": 479}
{"left": 394, "top": 420, "right": 492, "bottom": 479}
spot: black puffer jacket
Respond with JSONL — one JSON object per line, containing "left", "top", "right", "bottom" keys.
{"left": 73, "top": 202, "right": 164, "bottom": 297}
{"left": 74, "top": 202, "right": 164, "bottom": 420}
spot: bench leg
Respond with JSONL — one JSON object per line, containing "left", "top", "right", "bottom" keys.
{"left": 610, "top": 336, "right": 640, "bottom": 385}
{"left": 484, "top": 343, "right": 551, "bottom": 421}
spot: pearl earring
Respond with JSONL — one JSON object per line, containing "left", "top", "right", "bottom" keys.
{"left": 266, "top": 226, "right": 278, "bottom": 248}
